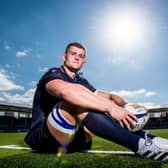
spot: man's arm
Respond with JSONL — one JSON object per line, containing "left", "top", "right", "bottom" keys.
{"left": 95, "top": 90, "right": 128, "bottom": 107}
{"left": 46, "top": 79, "right": 137, "bottom": 129}
{"left": 46, "top": 79, "right": 113, "bottom": 112}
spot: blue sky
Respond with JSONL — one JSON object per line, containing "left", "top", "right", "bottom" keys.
{"left": 0, "top": 0, "right": 168, "bottom": 108}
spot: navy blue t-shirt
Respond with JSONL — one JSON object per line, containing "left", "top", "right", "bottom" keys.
{"left": 31, "top": 66, "right": 96, "bottom": 127}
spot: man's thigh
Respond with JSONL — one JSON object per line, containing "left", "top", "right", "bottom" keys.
{"left": 25, "top": 119, "right": 91, "bottom": 153}
{"left": 24, "top": 118, "right": 60, "bottom": 153}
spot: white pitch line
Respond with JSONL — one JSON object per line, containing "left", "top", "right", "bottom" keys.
{"left": 82, "top": 150, "right": 135, "bottom": 155}
{"left": 0, "top": 145, "right": 31, "bottom": 150}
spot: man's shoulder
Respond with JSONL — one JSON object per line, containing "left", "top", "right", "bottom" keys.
{"left": 39, "top": 66, "right": 63, "bottom": 82}
{"left": 47, "top": 67, "right": 61, "bottom": 73}
{"left": 42, "top": 67, "right": 62, "bottom": 77}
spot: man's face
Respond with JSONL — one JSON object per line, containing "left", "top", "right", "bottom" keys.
{"left": 62, "top": 46, "right": 86, "bottom": 72}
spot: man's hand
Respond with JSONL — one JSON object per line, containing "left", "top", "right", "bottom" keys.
{"left": 108, "top": 102, "right": 138, "bottom": 130}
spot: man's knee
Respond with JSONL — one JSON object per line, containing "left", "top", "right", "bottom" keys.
{"left": 47, "top": 101, "right": 90, "bottom": 145}
{"left": 59, "top": 101, "right": 89, "bottom": 121}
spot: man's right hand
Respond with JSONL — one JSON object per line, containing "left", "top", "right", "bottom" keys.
{"left": 108, "top": 102, "right": 138, "bottom": 130}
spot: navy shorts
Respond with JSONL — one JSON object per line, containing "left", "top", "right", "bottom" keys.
{"left": 24, "top": 118, "right": 92, "bottom": 153}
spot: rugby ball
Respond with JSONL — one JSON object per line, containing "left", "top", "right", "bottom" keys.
{"left": 124, "top": 103, "right": 149, "bottom": 132}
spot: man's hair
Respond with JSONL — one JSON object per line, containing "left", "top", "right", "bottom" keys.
{"left": 65, "top": 42, "right": 86, "bottom": 54}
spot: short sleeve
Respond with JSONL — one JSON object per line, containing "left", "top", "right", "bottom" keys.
{"left": 39, "top": 68, "right": 65, "bottom": 89}
{"left": 79, "top": 78, "right": 96, "bottom": 92}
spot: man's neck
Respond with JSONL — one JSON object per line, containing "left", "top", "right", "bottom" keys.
{"left": 62, "top": 65, "right": 77, "bottom": 79}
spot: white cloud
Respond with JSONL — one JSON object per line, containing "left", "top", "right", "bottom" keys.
{"left": 139, "top": 102, "right": 160, "bottom": 109}
{"left": 0, "top": 96, "right": 5, "bottom": 101}
{"left": 111, "top": 89, "right": 159, "bottom": 109}
{"left": 111, "top": 89, "right": 157, "bottom": 98}
{"left": 0, "top": 88, "right": 35, "bottom": 106}
{"left": 16, "top": 49, "right": 31, "bottom": 57}
{"left": 145, "top": 91, "right": 157, "bottom": 97}
{"left": 16, "top": 50, "right": 27, "bottom": 57}
{"left": 0, "top": 69, "right": 24, "bottom": 91}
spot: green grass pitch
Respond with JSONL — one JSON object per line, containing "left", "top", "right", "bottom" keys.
{"left": 0, "top": 129, "right": 168, "bottom": 168}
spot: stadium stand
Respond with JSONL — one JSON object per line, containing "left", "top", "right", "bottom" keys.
{"left": 0, "top": 102, "right": 168, "bottom": 132}
{"left": 144, "top": 107, "right": 168, "bottom": 129}
{"left": 0, "top": 103, "right": 32, "bottom": 132}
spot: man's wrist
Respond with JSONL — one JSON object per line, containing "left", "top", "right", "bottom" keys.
{"left": 106, "top": 101, "right": 116, "bottom": 114}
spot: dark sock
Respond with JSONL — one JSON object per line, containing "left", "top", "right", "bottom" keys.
{"left": 82, "top": 112, "right": 142, "bottom": 152}
{"left": 134, "top": 129, "right": 156, "bottom": 139}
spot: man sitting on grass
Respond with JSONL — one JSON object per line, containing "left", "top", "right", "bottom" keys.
{"left": 25, "top": 42, "right": 168, "bottom": 161}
